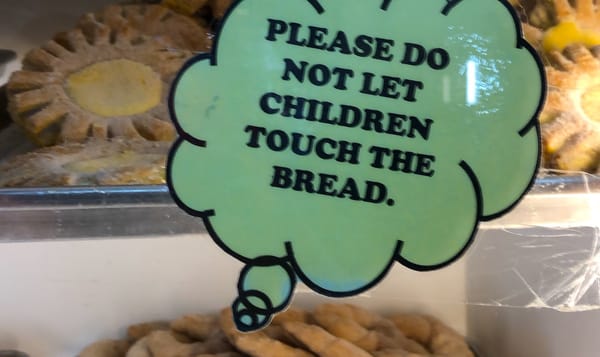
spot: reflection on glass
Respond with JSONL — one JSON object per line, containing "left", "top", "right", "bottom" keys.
{"left": 466, "top": 58, "right": 478, "bottom": 106}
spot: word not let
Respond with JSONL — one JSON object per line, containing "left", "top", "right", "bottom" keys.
{"left": 282, "top": 58, "right": 424, "bottom": 102}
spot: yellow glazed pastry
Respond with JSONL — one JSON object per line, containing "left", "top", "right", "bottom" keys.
{"left": 541, "top": 44, "right": 600, "bottom": 172}
{"left": 524, "top": 0, "right": 600, "bottom": 53}
{"left": 509, "top": 1, "right": 600, "bottom": 173}
{"left": 66, "top": 59, "right": 163, "bottom": 118}
{"left": 6, "top": 14, "right": 191, "bottom": 146}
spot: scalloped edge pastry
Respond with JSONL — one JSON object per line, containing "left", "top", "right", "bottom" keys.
{"left": 541, "top": 44, "right": 600, "bottom": 172}
{"left": 6, "top": 14, "right": 190, "bottom": 146}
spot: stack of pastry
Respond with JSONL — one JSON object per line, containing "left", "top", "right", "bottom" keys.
{"left": 78, "top": 303, "right": 475, "bottom": 357}
{"left": 0, "top": 1, "right": 234, "bottom": 187}
{"left": 511, "top": 0, "right": 600, "bottom": 174}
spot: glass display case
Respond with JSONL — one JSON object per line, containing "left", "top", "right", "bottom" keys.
{"left": 1, "top": 1, "right": 599, "bottom": 356}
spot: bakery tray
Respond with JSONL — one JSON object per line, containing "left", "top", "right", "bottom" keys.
{"left": 0, "top": 173, "right": 597, "bottom": 242}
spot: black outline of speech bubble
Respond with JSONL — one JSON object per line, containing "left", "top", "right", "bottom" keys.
{"left": 167, "top": 0, "right": 544, "bottom": 313}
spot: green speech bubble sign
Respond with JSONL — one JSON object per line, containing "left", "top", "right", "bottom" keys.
{"left": 168, "top": 0, "right": 544, "bottom": 331}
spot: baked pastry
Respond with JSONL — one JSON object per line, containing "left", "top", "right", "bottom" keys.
{"left": 161, "top": 0, "right": 234, "bottom": 27}
{"left": 78, "top": 339, "right": 130, "bottom": 357}
{"left": 508, "top": 1, "right": 600, "bottom": 172}
{"left": 78, "top": 303, "right": 475, "bottom": 357}
{"left": 208, "top": 0, "right": 235, "bottom": 20}
{"left": 541, "top": 44, "right": 600, "bottom": 172}
{"left": 0, "top": 139, "right": 169, "bottom": 187}
{"left": 6, "top": 14, "right": 189, "bottom": 146}
{"left": 91, "top": 4, "right": 212, "bottom": 52}
{"left": 523, "top": 0, "right": 600, "bottom": 54}
{"left": 161, "top": 0, "right": 210, "bottom": 16}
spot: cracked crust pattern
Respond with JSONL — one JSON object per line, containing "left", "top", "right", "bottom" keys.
{"left": 6, "top": 14, "right": 191, "bottom": 146}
